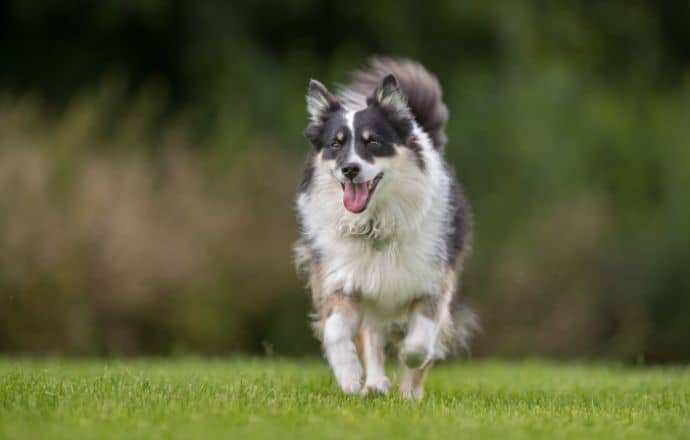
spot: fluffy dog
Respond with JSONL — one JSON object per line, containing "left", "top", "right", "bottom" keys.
{"left": 295, "top": 57, "right": 477, "bottom": 400}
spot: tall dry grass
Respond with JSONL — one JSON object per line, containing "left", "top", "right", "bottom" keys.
{"left": 0, "top": 90, "right": 309, "bottom": 355}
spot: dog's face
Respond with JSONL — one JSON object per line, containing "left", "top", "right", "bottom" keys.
{"left": 304, "top": 75, "right": 417, "bottom": 214}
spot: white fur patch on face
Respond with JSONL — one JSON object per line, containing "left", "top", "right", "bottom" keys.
{"left": 331, "top": 110, "right": 382, "bottom": 183}
{"left": 345, "top": 109, "right": 356, "bottom": 134}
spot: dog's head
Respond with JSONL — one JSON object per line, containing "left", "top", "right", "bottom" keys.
{"left": 304, "top": 75, "right": 421, "bottom": 214}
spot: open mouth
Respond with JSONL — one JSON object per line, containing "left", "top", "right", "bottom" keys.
{"left": 341, "top": 173, "right": 383, "bottom": 214}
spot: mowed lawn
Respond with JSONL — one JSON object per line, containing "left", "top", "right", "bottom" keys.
{"left": 1, "top": 359, "right": 688, "bottom": 439}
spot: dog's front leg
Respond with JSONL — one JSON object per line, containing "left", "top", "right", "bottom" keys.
{"left": 400, "top": 297, "right": 440, "bottom": 370}
{"left": 360, "top": 324, "right": 391, "bottom": 396}
{"left": 399, "top": 295, "right": 442, "bottom": 400}
{"left": 322, "top": 293, "right": 362, "bottom": 395}
{"left": 399, "top": 365, "right": 428, "bottom": 401}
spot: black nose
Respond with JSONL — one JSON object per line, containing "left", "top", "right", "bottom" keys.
{"left": 341, "top": 163, "right": 360, "bottom": 180}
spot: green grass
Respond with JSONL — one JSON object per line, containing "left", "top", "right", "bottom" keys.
{"left": 0, "top": 359, "right": 688, "bottom": 439}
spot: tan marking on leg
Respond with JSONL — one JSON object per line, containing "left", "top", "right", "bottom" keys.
{"left": 354, "top": 327, "right": 365, "bottom": 368}
{"left": 399, "top": 365, "right": 428, "bottom": 401}
{"left": 309, "top": 261, "right": 361, "bottom": 340}
{"left": 361, "top": 325, "right": 390, "bottom": 396}
{"left": 317, "top": 292, "right": 360, "bottom": 334}
{"left": 308, "top": 263, "right": 327, "bottom": 338}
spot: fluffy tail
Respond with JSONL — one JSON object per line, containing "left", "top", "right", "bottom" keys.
{"left": 348, "top": 57, "right": 449, "bottom": 151}
{"left": 451, "top": 301, "right": 480, "bottom": 354}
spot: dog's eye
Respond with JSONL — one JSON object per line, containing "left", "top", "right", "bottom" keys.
{"left": 366, "top": 139, "right": 380, "bottom": 147}
{"left": 330, "top": 140, "right": 342, "bottom": 149}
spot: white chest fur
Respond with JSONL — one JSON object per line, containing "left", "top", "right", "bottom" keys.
{"left": 319, "top": 229, "right": 446, "bottom": 311}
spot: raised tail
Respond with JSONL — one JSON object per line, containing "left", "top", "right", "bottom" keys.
{"left": 348, "top": 57, "right": 449, "bottom": 151}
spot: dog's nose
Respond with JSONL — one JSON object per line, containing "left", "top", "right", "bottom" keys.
{"left": 341, "top": 163, "right": 360, "bottom": 180}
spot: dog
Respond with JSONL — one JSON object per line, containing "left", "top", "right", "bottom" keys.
{"left": 295, "top": 57, "right": 477, "bottom": 400}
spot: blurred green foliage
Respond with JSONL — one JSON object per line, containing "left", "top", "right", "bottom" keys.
{"left": 0, "top": 1, "right": 688, "bottom": 361}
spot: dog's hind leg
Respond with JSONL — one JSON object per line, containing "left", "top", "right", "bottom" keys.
{"left": 360, "top": 324, "right": 391, "bottom": 396}
{"left": 321, "top": 293, "right": 363, "bottom": 395}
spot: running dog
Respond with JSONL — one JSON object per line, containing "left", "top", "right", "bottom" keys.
{"left": 295, "top": 57, "right": 477, "bottom": 400}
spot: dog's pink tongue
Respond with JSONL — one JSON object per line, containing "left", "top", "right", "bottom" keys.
{"left": 343, "top": 182, "right": 369, "bottom": 213}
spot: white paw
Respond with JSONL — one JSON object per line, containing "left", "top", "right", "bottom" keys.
{"left": 334, "top": 362, "right": 363, "bottom": 395}
{"left": 361, "top": 376, "right": 391, "bottom": 397}
{"left": 338, "top": 374, "right": 362, "bottom": 395}
{"left": 401, "top": 315, "right": 437, "bottom": 369}
{"left": 400, "top": 342, "right": 430, "bottom": 369}
{"left": 399, "top": 383, "right": 424, "bottom": 401}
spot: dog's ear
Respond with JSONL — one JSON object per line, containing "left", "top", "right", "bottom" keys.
{"left": 368, "top": 74, "right": 412, "bottom": 121}
{"left": 306, "top": 79, "right": 340, "bottom": 123}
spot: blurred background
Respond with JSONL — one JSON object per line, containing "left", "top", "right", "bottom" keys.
{"left": 0, "top": 1, "right": 688, "bottom": 363}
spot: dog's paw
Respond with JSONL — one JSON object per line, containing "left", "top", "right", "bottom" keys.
{"left": 361, "top": 376, "right": 391, "bottom": 397}
{"left": 400, "top": 316, "right": 437, "bottom": 369}
{"left": 334, "top": 362, "right": 363, "bottom": 395}
{"left": 399, "top": 382, "right": 424, "bottom": 401}
{"left": 338, "top": 375, "right": 362, "bottom": 395}
{"left": 400, "top": 343, "right": 430, "bottom": 369}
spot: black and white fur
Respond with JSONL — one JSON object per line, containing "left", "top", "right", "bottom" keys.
{"left": 295, "top": 57, "right": 477, "bottom": 400}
